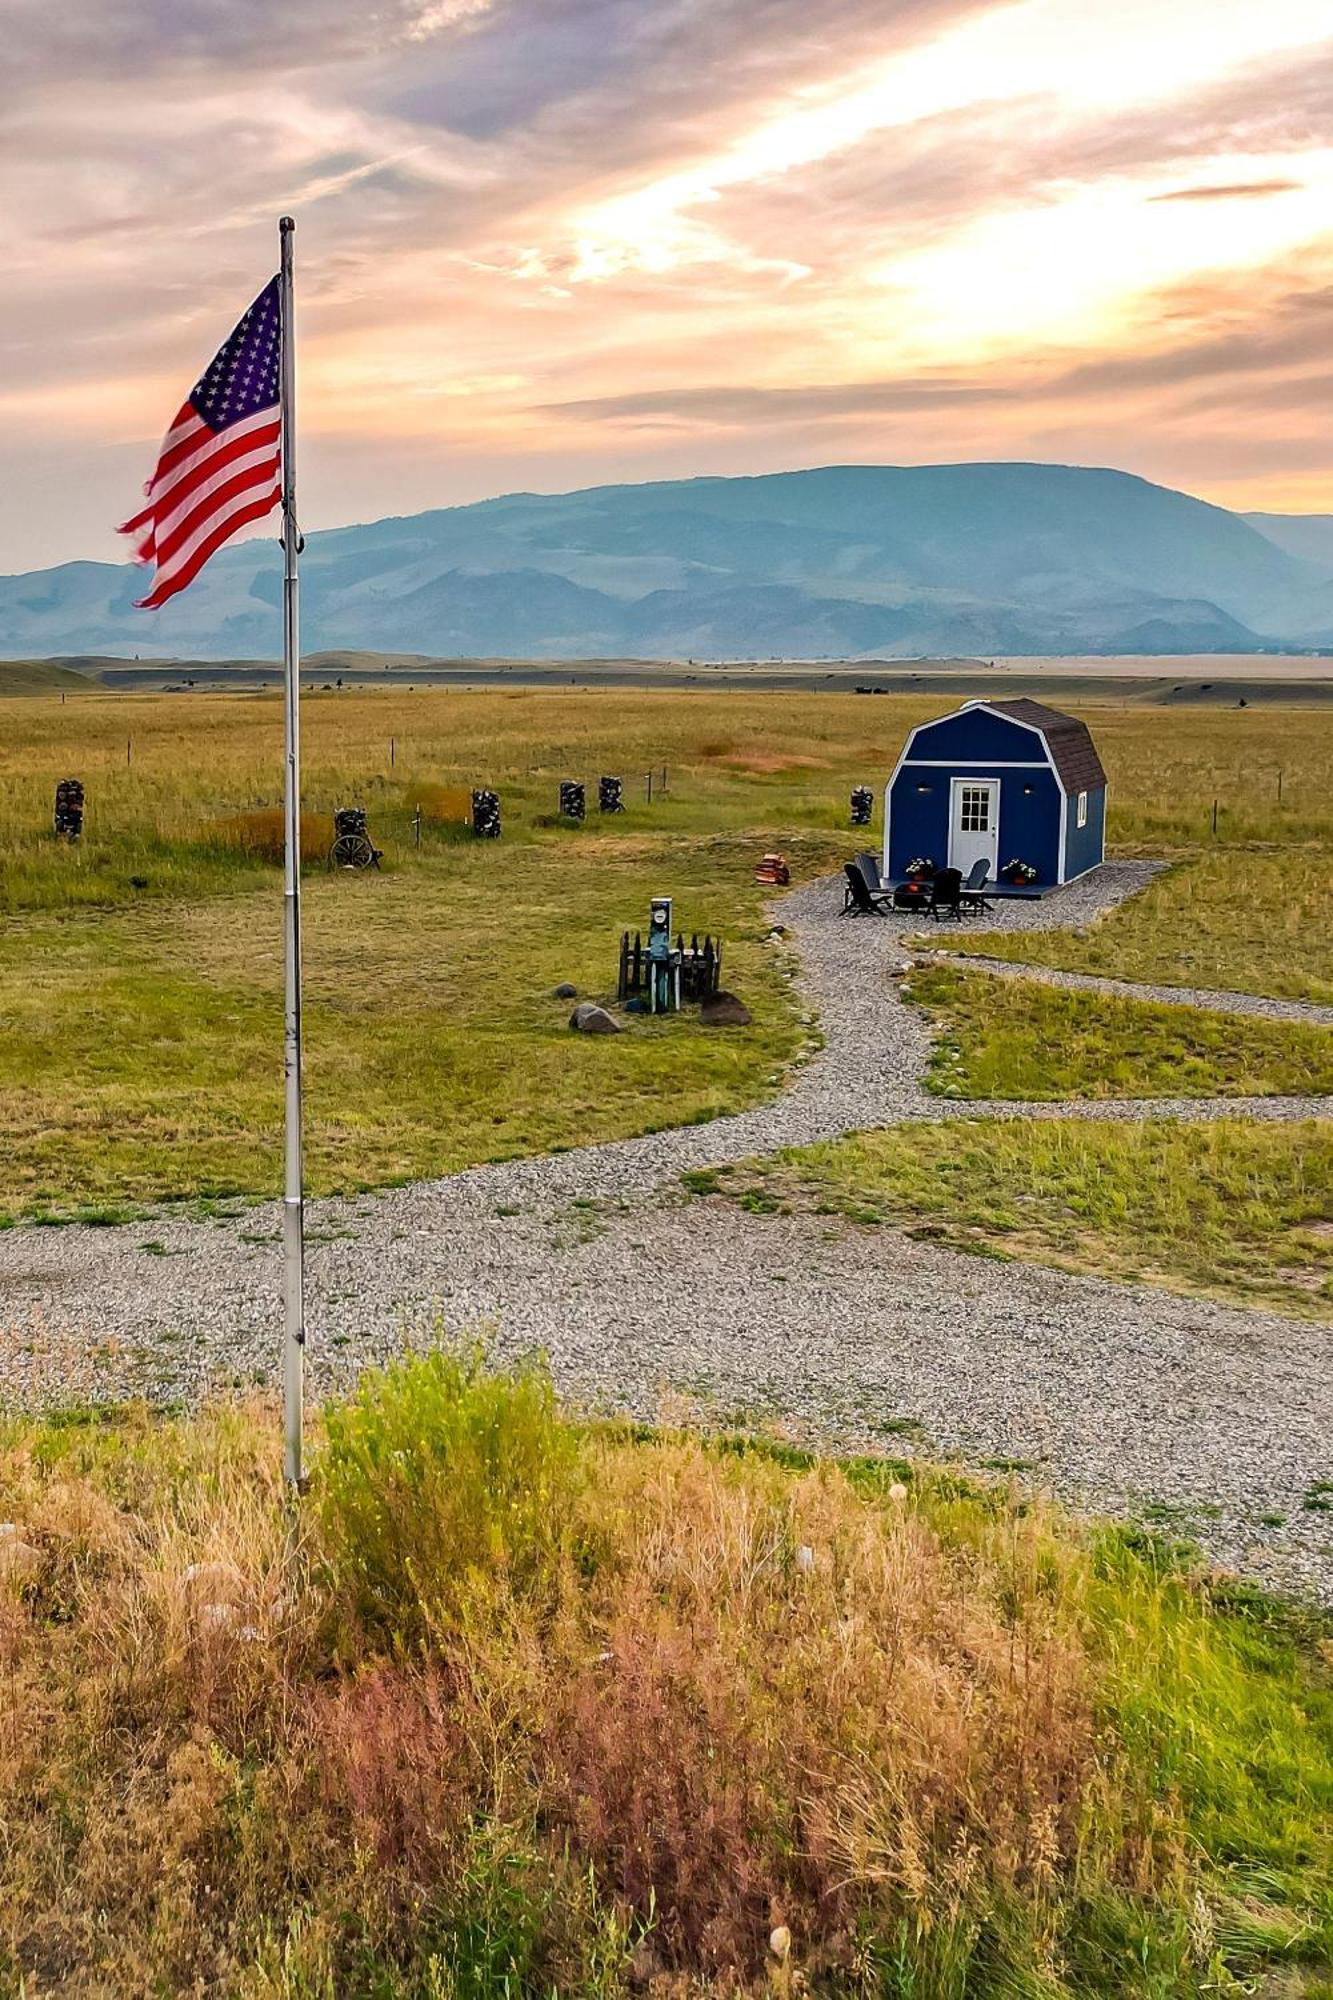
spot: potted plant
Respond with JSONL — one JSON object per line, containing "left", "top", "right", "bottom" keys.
{"left": 904, "top": 856, "right": 936, "bottom": 880}
{"left": 1001, "top": 858, "right": 1039, "bottom": 885}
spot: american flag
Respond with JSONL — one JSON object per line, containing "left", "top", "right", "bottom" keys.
{"left": 120, "top": 277, "right": 282, "bottom": 609}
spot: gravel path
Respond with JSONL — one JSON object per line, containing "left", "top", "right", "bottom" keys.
{"left": 6, "top": 1189, "right": 1329, "bottom": 1604}
{"left": 924, "top": 952, "right": 1333, "bottom": 1026}
{"left": 2, "top": 859, "right": 1329, "bottom": 1602}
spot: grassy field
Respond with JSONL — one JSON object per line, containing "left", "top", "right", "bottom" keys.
{"left": 687, "top": 1118, "right": 1333, "bottom": 1319}
{"left": 0, "top": 687, "right": 1329, "bottom": 1212}
{"left": 2, "top": 1350, "right": 1330, "bottom": 1996}
{"left": 909, "top": 963, "right": 1333, "bottom": 1101}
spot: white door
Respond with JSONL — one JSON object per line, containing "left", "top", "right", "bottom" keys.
{"left": 948, "top": 777, "right": 1000, "bottom": 877}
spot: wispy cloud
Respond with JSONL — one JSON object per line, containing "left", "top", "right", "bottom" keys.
{"left": 1150, "top": 179, "right": 1305, "bottom": 201}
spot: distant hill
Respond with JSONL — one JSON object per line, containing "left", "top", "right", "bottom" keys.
{"left": 0, "top": 659, "right": 97, "bottom": 693}
{"left": 3, "top": 462, "right": 1331, "bottom": 661}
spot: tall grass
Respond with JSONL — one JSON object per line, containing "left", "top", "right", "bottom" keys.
{"left": 1, "top": 1354, "right": 1329, "bottom": 1995}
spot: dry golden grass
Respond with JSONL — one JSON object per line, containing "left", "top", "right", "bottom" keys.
{"left": 1, "top": 1356, "right": 1330, "bottom": 1996}
{"left": 209, "top": 807, "right": 336, "bottom": 864}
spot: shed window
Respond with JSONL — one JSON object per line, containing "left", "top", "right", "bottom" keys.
{"left": 1076, "top": 790, "right": 1088, "bottom": 828}
{"left": 959, "top": 784, "right": 992, "bottom": 832}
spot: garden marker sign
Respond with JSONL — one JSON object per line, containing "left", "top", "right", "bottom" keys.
{"left": 120, "top": 219, "right": 308, "bottom": 1488}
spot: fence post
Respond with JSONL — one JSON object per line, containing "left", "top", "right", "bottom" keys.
{"left": 1211, "top": 797, "right": 1218, "bottom": 837}
{"left": 413, "top": 806, "right": 422, "bottom": 848}
{"left": 646, "top": 768, "right": 653, "bottom": 804}
{"left": 1277, "top": 769, "right": 1283, "bottom": 805}
{"left": 391, "top": 736, "right": 396, "bottom": 769}
{"left": 127, "top": 737, "right": 132, "bottom": 768}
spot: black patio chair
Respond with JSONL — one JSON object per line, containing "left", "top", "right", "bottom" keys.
{"left": 855, "top": 850, "right": 883, "bottom": 886}
{"left": 959, "top": 858, "right": 994, "bottom": 918}
{"left": 925, "top": 866, "right": 963, "bottom": 921}
{"left": 842, "top": 860, "right": 892, "bottom": 916}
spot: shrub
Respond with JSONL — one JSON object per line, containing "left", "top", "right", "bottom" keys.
{"left": 320, "top": 1341, "right": 578, "bottom": 1642}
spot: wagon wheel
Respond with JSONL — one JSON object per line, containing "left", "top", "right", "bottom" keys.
{"left": 329, "top": 831, "right": 375, "bottom": 870}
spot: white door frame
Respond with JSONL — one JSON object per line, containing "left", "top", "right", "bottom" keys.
{"left": 947, "top": 775, "right": 1001, "bottom": 875}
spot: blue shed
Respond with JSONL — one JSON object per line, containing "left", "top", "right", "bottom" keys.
{"left": 883, "top": 698, "right": 1106, "bottom": 893}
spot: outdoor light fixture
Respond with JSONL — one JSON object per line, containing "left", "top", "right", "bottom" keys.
{"left": 916, "top": 782, "right": 931, "bottom": 793}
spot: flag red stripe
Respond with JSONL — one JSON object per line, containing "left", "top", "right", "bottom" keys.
{"left": 152, "top": 426, "right": 280, "bottom": 544}
{"left": 136, "top": 487, "right": 279, "bottom": 610}
{"left": 151, "top": 458, "right": 279, "bottom": 575}
{"left": 149, "top": 407, "right": 279, "bottom": 511}
{"left": 149, "top": 409, "right": 213, "bottom": 488}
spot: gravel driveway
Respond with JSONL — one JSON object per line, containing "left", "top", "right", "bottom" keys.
{"left": 2, "top": 861, "right": 1329, "bottom": 1602}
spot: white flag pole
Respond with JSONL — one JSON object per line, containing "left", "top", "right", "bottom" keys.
{"left": 278, "top": 214, "right": 306, "bottom": 1488}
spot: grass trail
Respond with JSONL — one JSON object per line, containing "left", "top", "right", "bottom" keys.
{"left": 689, "top": 1117, "right": 1333, "bottom": 1319}
{"left": 910, "top": 962, "right": 1333, "bottom": 1101}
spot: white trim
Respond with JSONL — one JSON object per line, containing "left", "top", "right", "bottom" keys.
{"left": 1076, "top": 789, "right": 1088, "bottom": 828}
{"left": 1057, "top": 788, "right": 1068, "bottom": 883}
{"left": 897, "top": 758, "right": 1048, "bottom": 769}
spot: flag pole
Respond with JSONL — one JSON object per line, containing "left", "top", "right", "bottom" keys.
{"left": 279, "top": 213, "right": 306, "bottom": 1488}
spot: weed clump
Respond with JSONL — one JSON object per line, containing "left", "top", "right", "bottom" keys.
{"left": 321, "top": 1340, "right": 578, "bottom": 1640}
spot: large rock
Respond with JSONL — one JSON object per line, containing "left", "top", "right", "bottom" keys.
{"left": 700, "top": 990, "right": 752, "bottom": 1026}
{"left": 553, "top": 982, "right": 578, "bottom": 999}
{"left": 569, "top": 1002, "right": 621, "bottom": 1034}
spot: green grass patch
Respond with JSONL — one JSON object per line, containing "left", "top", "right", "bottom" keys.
{"left": 702, "top": 1117, "right": 1333, "bottom": 1317}
{"left": 0, "top": 834, "right": 820, "bottom": 1213}
{"left": 1, "top": 1357, "right": 1330, "bottom": 1995}
{"left": 946, "top": 848, "right": 1333, "bottom": 1005}
{"left": 910, "top": 962, "right": 1333, "bottom": 1101}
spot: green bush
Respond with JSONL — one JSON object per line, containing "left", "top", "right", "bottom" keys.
{"left": 320, "top": 1340, "right": 578, "bottom": 1642}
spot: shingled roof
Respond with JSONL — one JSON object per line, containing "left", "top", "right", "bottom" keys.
{"left": 982, "top": 698, "right": 1107, "bottom": 795}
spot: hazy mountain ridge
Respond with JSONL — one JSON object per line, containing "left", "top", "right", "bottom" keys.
{"left": 2, "top": 462, "right": 1329, "bottom": 660}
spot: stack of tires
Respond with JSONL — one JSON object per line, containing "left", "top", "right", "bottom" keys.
{"left": 54, "top": 778, "right": 85, "bottom": 840}
{"left": 598, "top": 776, "right": 624, "bottom": 814}
{"left": 472, "top": 789, "right": 501, "bottom": 839}
{"left": 559, "top": 781, "right": 586, "bottom": 821}
{"left": 850, "top": 785, "right": 873, "bottom": 827}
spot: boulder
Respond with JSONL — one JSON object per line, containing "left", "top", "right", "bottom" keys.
{"left": 700, "top": 990, "right": 752, "bottom": 1026}
{"left": 569, "top": 1003, "right": 621, "bottom": 1034}
{"left": 0, "top": 1525, "right": 41, "bottom": 1586}
{"left": 553, "top": 982, "right": 578, "bottom": 999}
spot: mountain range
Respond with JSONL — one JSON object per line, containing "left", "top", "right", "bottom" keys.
{"left": 3, "top": 462, "right": 1332, "bottom": 662}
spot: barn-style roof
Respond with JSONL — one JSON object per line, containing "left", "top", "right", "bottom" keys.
{"left": 979, "top": 698, "right": 1107, "bottom": 794}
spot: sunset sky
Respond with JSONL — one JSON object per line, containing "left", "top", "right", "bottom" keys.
{"left": 4, "top": 0, "right": 1332, "bottom": 572}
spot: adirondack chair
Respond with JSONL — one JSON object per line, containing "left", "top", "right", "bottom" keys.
{"left": 959, "top": 858, "right": 994, "bottom": 917}
{"left": 842, "top": 861, "right": 891, "bottom": 916}
{"left": 925, "top": 866, "right": 963, "bottom": 921}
